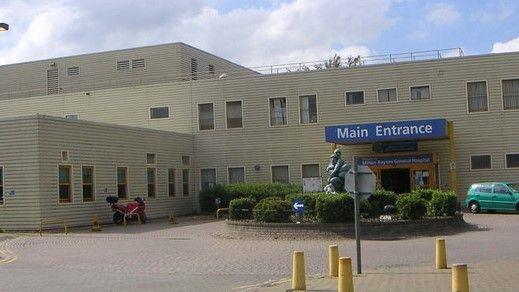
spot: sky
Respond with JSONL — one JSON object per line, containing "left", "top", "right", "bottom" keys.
{"left": 0, "top": 0, "right": 518, "bottom": 67}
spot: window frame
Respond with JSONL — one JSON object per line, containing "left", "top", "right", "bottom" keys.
{"left": 168, "top": 168, "right": 176, "bottom": 197}
{"left": 57, "top": 164, "right": 73, "bottom": 204}
{"left": 81, "top": 165, "right": 95, "bottom": 203}
{"left": 149, "top": 106, "right": 171, "bottom": 120}
{"left": 116, "top": 166, "right": 130, "bottom": 200}
{"left": 501, "top": 78, "right": 519, "bottom": 111}
{"left": 505, "top": 153, "right": 519, "bottom": 169}
{"left": 298, "top": 93, "right": 319, "bottom": 125}
{"left": 466, "top": 80, "right": 490, "bottom": 114}
{"left": 469, "top": 154, "right": 492, "bottom": 171}
{"left": 344, "top": 90, "right": 365, "bottom": 106}
{"left": 227, "top": 166, "right": 246, "bottom": 184}
{"left": 146, "top": 167, "right": 157, "bottom": 198}
{"left": 182, "top": 168, "right": 190, "bottom": 196}
{"left": 268, "top": 96, "right": 289, "bottom": 127}
{"left": 225, "top": 100, "right": 244, "bottom": 129}
{"left": 197, "top": 102, "right": 216, "bottom": 131}
{"left": 270, "top": 164, "right": 290, "bottom": 184}
{"left": 301, "top": 163, "right": 321, "bottom": 178}
{"left": 409, "top": 85, "right": 432, "bottom": 101}
{"left": 376, "top": 87, "right": 398, "bottom": 103}
{"left": 200, "top": 168, "right": 217, "bottom": 191}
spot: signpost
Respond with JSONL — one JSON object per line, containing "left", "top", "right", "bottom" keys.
{"left": 293, "top": 199, "right": 304, "bottom": 215}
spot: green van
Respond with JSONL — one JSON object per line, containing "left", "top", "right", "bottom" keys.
{"left": 465, "top": 182, "right": 519, "bottom": 213}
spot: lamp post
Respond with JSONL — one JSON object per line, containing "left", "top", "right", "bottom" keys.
{"left": 0, "top": 23, "right": 9, "bottom": 31}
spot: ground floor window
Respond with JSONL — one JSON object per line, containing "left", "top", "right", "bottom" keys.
{"left": 201, "top": 168, "right": 216, "bottom": 191}
{"left": 168, "top": 169, "right": 176, "bottom": 197}
{"left": 272, "top": 165, "right": 289, "bottom": 184}
{"left": 228, "top": 167, "right": 245, "bottom": 184}
{"left": 59, "top": 165, "right": 72, "bottom": 203}
{"left": 117, "top": 167, "right": 129, "bottom": 199}
{"left": 506, "top": 154, "right": 519, "bottom": 168}
{"left": 82, "top": 166, "right": 95, "bottom": 202}
{"left": 302, "top": 164, "right": 320, "bottom": 178}
{"left": 182, "top": 169, "right": 190, "bottom": 196}
{"left": 470, "top": 155, "right": 492, "bottom": 170}
{"left": 147, "top": 168, "right": 156, "bottom": 198}
{"left": 0, "top": 166, "right": 3, "bottom": 205}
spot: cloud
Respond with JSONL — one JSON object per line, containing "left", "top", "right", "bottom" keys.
{"left": 492, "top": 36, "right": 519, "bottom": 53}
{"left": 426, "top": 3, "right": 460, "bottom": 26}
{"left": 471, "top": 1, "right": 513, "bottom": 23}
{"left": 0, "top": 0, "right": 393, "bottom": 66}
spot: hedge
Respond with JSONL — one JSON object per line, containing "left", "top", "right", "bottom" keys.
{"left": 253, "top": 197, "right": 292, "bottom": 223}
{"left": 361, "top": 189, "right": 398, "bottom": 218}
{"left": 229, "top": 197, "right": 256, "bottom": 220}
{"left": 411, "top": 189, "right": 437, "bottom": 201}
{"left": 315, "top": 193, "right": 354, "bottom": 223}
{"left": 285, "top": 192, "right": 321, "bottom": 217}
{"left": 428, "top": 191, "right": 457, "bottom": 217}
{"left": 396, "top": 193, "right": 427, "bottom": 220}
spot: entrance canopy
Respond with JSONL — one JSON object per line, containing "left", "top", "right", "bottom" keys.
{"left": 325, "top": 118, "right": 447, "bottom": 144}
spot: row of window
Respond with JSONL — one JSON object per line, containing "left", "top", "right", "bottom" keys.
{"left": 58, "top": 165, "right": 191, "bottom": 204}
{"left": 470, "top": 153, "right": 519, "bottom": 170}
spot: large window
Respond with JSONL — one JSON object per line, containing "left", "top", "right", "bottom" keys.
{"left": 410, "top": 85, "right": 431, "bottom": 100}
{"left": 269, "top": 97, "right": 287, "bottom": 126}
{"left": 201, "top": 168, "right": 216, "bottom": 191}
{"left": 59, "top": 165, "right": 72, "bottom": 203}
{"left": 506, "top": 154, "right": 519, "bottom": 168}
{"left": 502, "top": 79, "right": 519, "bottom": 110}
{"left": 0, "top": 166, "right": 4, "bottom": 205}
{"left": 272, "top": 165, "right": 289, "bottom": 184}
{"left": 345, "top": 91, "right": 364, "bottom": 105}
{"left": 299, "top": 95, "right": 317, "bottom": 124}
{"left": 467, "top": 81, "right": 488, "bottom": 112}
{"left": 150, "top": 107, "right": 170, "bottom": 119}
{"left": 378, "top": 88, "right": 397, "bottom": 103}
{"left": 228, "top": 167, "right": 245, "bottom": 184}
{"left": 117, "top": 167, "right": 129, "bottom": 199}
{"left": 147, "top": 168, "right": 156, "bottom": 198}
{"left": 226, "top": 101, "right": 243, "bottom": 128}
{"left": 470, "top": 155, "right": 492, "bottom": 170}
{"left": 182, "top": 169, "right": 190, "bottom": 196}
{"left": 168, "top": 169, "right": 176, "bottom": 197}
{"left": 302, "top": 164, "right": 320, "bottom": 178}
{"left": 82, "top": 166, "right": 95, "bottom": 202}
{"left": 198, "top": 103, "right": 214, "bottom": 130}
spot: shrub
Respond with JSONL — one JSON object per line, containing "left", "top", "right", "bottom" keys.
{"left": 428, "top": 191, "right": 457, "bottom": 217}
{"left": 199, "top": 184, "right": 228, "bottom": 212}
{"left": 363, "top": 189, "right": 398, "bottom": 218}
{"left": 315, "top": 193, "right": 354, "bottom": 223}
{"left": 253, "top": 197, "right": 292, "bottom": 223}
{"left": 396, "top": 193, "right": 427, "bottom": 220}
{"left": 411, "top": 188, "right": 437, "bottom": 201}
{"left": 285, "top": 192, "right": 323, "bottom": 217}
{"left": 229, "top": 198, "right": 256, "bottom": 220}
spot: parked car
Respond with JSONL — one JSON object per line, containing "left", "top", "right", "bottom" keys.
{"left": 465, "top": 182, "right": 519, "bottom": 213}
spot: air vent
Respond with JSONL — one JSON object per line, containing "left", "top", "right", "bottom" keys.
{"left": 208, "top": 64, "right": 215, "bottom": 75}
{"left": 132, "top": 58, "right": 145, "bottom": 69}
{"left": 116, "top": 60, "right": 130, "bottom": 71}
{"left": 191, "top": 58, "right": 198, "bottom": 80}
{"left": 67, "top": 66, "right": 79, "bottom": 76}
{"left": 47, "top": 69, "right": 59, "bottom": 95}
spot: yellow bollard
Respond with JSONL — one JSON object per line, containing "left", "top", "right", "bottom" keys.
{"left": 436, "top": 238, "right": 447, "bottom": 269}
{"left": 338, "top": 257, "right": 354, "bottom": 292}
{"left": 291, "top": 251, "right": 306, "bottom": 291}
{"left": 329, "top": 245, "right": 339, "bottom": 277}
{"left": 452, "top": 263, "right": 469, "bottom": 292}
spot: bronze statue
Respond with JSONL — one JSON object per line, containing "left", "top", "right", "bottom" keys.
{"left": 324, "top": 149, "right": 350, "bottom": 193}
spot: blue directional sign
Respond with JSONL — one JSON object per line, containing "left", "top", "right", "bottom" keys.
{"left": 293, "top": 199, "right": 304, "bottom": 215}
{"left": 325, "top": 118, "right": 447, "bottom": 144}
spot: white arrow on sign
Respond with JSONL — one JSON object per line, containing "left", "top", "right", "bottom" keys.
{"left": 293, "top": 202, "right": 304, "bottom": 209}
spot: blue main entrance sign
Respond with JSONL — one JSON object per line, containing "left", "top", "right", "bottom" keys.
{"left": 325, "top": 119, "right": 447, "bottom": 144}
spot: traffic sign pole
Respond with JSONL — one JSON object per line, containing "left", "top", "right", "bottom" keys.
{"left": 352, "top": 156, "right": 362, "bottom": 274}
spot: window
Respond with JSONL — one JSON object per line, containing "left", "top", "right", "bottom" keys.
{"left": 59, "top": 165, "right": 72, "bottom": 203}
{"left": 0, "top": 166, "right": 4, "bottom": 205}
{"left": 410, "top": 86, "right": 430, "bottom": 100}
{"left": 493, "top": 184, "right": 509, "bottom": 194}
{"left": 147, "top": 168, "right": 156, "bottom": 198}
{"left": 146, "top": 153, "right": 156, "bottom": 165}
{"left": 117, "top": 167, "right": 129, "bottom": 199}
{"left": 467, "top": 81, "right": 488, "bottom": 112}
{"left": 182, "top": 169, "right": 189, "bottom": 196}
{"left": 150, "top": 107, "right": 170, "bottom": 119}
{"left": 182, "top": 155, "right": 190, "bottom": 166}
{"left": 272, "top": 165, "right": 289, "bottom": 184}
{"left": 198, "top": 103, "right": 214, "bottom": 130}
{"left": 470, "top": 155, "right": 491, "bottom": 170}
{"left": 67, "top": 66, "right": 79, "bottom": 76}
{"left": 502, "top": 79, "right": 519, "bottom": 110}
{"left": 168, "top": 169, "right": 176, "bottom": 197}
{"left": 82, "top": 166, "right": 94, "bottom": 202}
{"left": 302, "top": 164, "right": 320, "bottom": 178}
{"left": 200, "top": 168, "right": 216, "bottom": 191}
{"left": 345, "top": 91, "right": 364, "bottom": 105}
{"left": 506, "top": 154, "right": 519, "bottom": 168}
{"left": 475, "top": 185, "right": 492, "bottom": 193}
{"left": 208, "top": 64, "right": 215, "bottom": 75}
{"left": 65, "top": 114, "right": 78, "bottom": 120}
{"left": 226, "top": 101, "right": 243, "bottom": 128}
{"left": 378, "top": 88, "right": 397, "bottom": 103}
{"left": 117, "top": 60, "right": 130, "bottom": 71}
{"left": 131, "top": 59, "right": 145, "bottom": 69}
{"left": 299, "top": 95, "right": 318, "bottom": 124}
{"left": 61, "top": 150, "right": 69, "bottom": 162}
{"left": 191, "top": 58, "right": 198, "bottom": 80}
{"left": 269, "top": 97, "right": 287, "bottom": 126}
{"left": 228, "top": 167, "right": 245, "bottom": 184}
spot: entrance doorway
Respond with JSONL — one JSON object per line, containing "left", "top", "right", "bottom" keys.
{"left": 381, "top": 168, "right": 410, "bottom": 194}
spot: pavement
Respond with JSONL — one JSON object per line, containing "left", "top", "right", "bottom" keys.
{"left": 0, "top": 213, "right": 517, "bottom": 291}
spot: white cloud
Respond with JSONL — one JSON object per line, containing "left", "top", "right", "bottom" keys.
{"left": 492, "top": 36, "right": 519, "bottom": 53}
{"left": 426, "top": 3, "right": 460, "bottom": 26}
{"left": 0, "top": 0, "right": 394, "bottom": 66}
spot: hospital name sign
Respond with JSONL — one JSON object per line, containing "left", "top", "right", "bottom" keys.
{"left": 325, "top": 118, "right": 447, "bottom": 144}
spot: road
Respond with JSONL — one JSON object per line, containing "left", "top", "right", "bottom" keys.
{"left": 0, "top": 213, "right": 517, "bottom": 291}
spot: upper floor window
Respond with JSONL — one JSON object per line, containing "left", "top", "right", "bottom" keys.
{"left": 410, "top": 85, "right": 430, "bottom": 100}
{"left": 146, "top": 153, "right": 156, "bottom": 165}
{"left": 226, "top": 101, "right": 243, "bottom": 128}
{"left": 182, "top": 155, "right": 191, "bottom": 166}
{"left": 150, "top": 106, "right": 170, "bottom": 119}
{"left": 467, "top": 81, "right": 488, "bottom": 112}
{"left": 470, "top": 155, "right": 491, "bottom": 170}
{"left": 345, "top": 91, "right": 364, "bottom": 105}
{"left": 198, "top": 103, "right": 214, "bottom": 130}
{"left": 131, "top": 59, "right": 145, "bottom": 69}
{"left": 116, "top": 60, "right": 130, "bottom": 71}
{"left": 377, "top": 88, "right": 397, "bottom": 103}
{"left": 506, "top": 153, "right": 519, "bottom": 168}
{"left": 269, "top": 97, "right": 287, "bottom": 126}
{"left": 299, "top": 95, "right": 318, "bottom": 124}
{"left": 67, "top": 66, "right": 79, "bottom": 76}
{"left": 191, "top": 58, "right": 198, "bottom": 80}
{"left": 502, "top": 79, "right": 519, "bottom": 110}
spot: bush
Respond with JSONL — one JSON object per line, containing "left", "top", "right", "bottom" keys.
{"left": 428, "top": 191, "right": 457, "bottom": 217}
{"left": 229, "top": 198, "right": 256, "bottom": 220}
{"left": 396, "top": 194, "right": 427, "bottom": 220}
{"left": 411, "top": 189, "right": 437, "bottom": 201}
{"left": 285, "top": 192, "right": 323, "bottom": 217}
{"left": 362, "top": 189, "right": 398, "bottom": 218}
{"left": 315, "top": 193, "right": 354, "bottom": 223}
{"left": 253, "top": 197, "right": 292, "bottom": 223}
